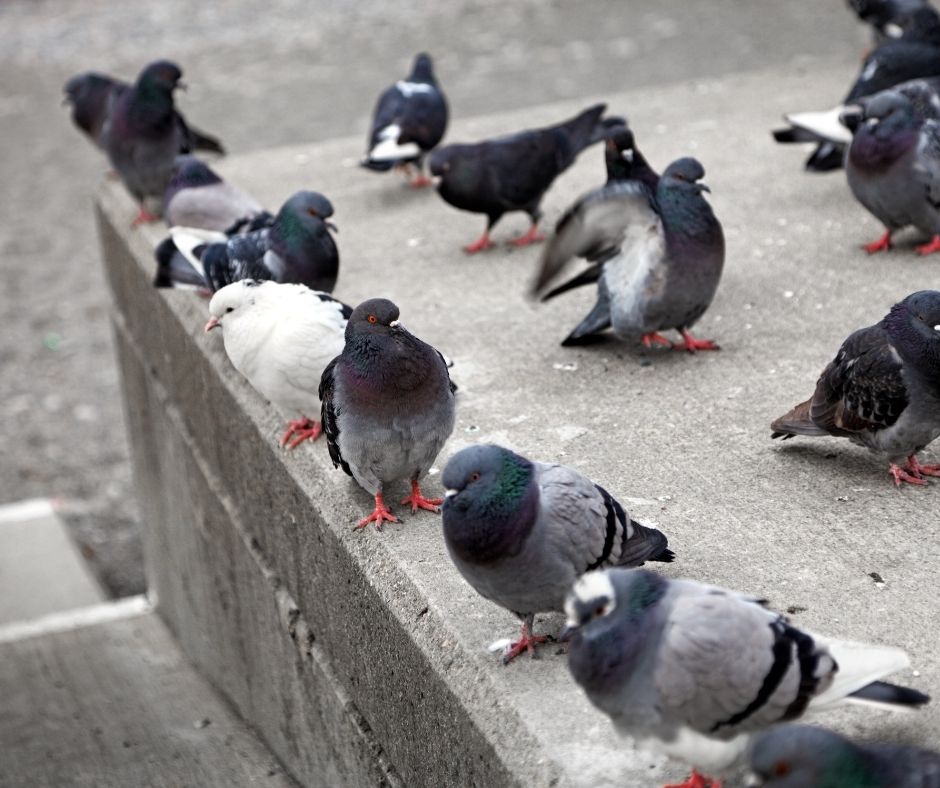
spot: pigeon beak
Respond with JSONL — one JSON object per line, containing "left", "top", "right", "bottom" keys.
{"left": 557, "top": 624, "right": 577, "bottom": 643}
{"left": 698, "top": 183, "right": 711, "bottom": 194}
{"left": 444, "top": 489, "right": 458, "bottom": 498}
{"left": 204, "top": 316, "right": 221, "bottom": 333}
{"left": 326, "top": 220, "right": 338, "bottom": 233}
{"left": 61, "top": 95, "right": 71, "bottom": 107}
{"left": 177, "top": 80, "right": 188, "bottom": 92}
{"left": 743, "top": 772, "right": 763, "bottom": 788}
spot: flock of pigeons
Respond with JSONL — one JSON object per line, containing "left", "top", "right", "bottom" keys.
{"left": 62, "top": 1, "right": 940, "bottom": 786}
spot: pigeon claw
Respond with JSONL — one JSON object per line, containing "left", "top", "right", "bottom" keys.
{"left": 507, "top": 224, "right": 545, "bottom": 248}
{"left": 464, "top": 231, "right": 495, "bottom": 254}
{"left": 641, "top": 332, "right": 673, "bottom": 349}
{"left": 673, "top": 329, "right": 720, "bottom": 353}
{"left": 355, "top": 493, "right": 398, "bottom": 531}
{"left": 863, "top": 230, "right": 892, "bottom": 254}
{"left": 280, "top": 417, "right": 322, "bottom": 450}
{"left": 400, "top": 480, "right": 443, "bottom": 514}
{"left": 889, "top": 463, "right": 929, "bottom": 487}
{"left": 131, "top": 207, "right": 160, "bottom": 227}
{"left": 662, "top": 771, "right": 722, "bottom": 788}
{"left": 408, "top": 173, "right": 433, "bottom": 189}
{"left": 502, "top": 621, "right": 549, "bottom": 665}
{"left": 915, "top": 235, "right": 940, "bottom": 255}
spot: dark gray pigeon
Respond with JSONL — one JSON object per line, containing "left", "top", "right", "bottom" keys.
{"left": 360, "top": 52, "right": 448, "bottom": 188}
{"left": 104, "top": 60, "right": 224, "bottom": 225}
{"left": 850, "top": 0, "right": 938, "bottom": 43}
{"left": 319, "top": 298, "right": 456, "bottom": 529}
{"left": 535, "top": 157, "right": 725, "bottom": 350}
{"left": 63, "top": 70, "right": 224, "bottom": 157}
{"left": 155, "top": 190, "right": 337, "bottom": 293}
{"left": 564, "top": 568, "right": 929, "bottom": 785}
{"left": 747, "top": 724, "right": 940, "bottom": 787}
{"left": 771, "top": 290, "right": 940, "bottom": 486}
{"left": 163, "top": 155, "right": 267, "bottom": 232}
{"left": 845, "top": 87, "right": 940, "bottom": 253}
{"left": 428, "top": 104, "right": 624, "bottom": 253}
{"left": 440, "top": 444, "right": 673, "bottom": 664}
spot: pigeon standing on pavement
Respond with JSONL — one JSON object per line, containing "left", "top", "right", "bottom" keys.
{"left": 319, "top": 298, "right": 456, "bottom": 529}
{"left": 204, "top": 280, "right": 350, "bottom": 449}
{"left": 104, "top": 60, "right": 224, "bottom": 225}
{"left": 156, "top": 190, "right": 339, "bottom": 293}
{"left": 564, "top": 568, "right": 929, "bottom": 788}
{"left": 771, "top": 290, "right": 940, "bottom": 486}
{"left": 440, "top": 444, "right": 673, "bottom": 663}
{"left": 162, "top": 156, "right": 268, "bottom": 232}
{"left": 747, "top": 724, "right": 940, "bottom": 787}
{"left": 534, "top": 156, "right": 725, "bottom": 350}
{"left": 360, "top": 53, "right": 448, "bottom": 188}
{"left": 844, "top": 88, "right": 940, "bottom": 253}
{"left": 428, "top": 104, "right": 624, "bottom": 253}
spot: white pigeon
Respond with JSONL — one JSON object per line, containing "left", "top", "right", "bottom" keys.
{"left": 205, "top": 280, "right": 350, "bottom": 448}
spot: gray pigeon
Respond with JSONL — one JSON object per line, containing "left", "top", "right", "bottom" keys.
{"left": 163, "top": 156, "right": 267, "bottom": 232}
{"left": 534, "top": 157, "right": 725, "bottom": 350}
{"left": 104, "top": 60, "right": 221, "bottom": 225}
{"left": 319, "top": 298, "right": 456, "bottom": 529}
{"left": 845, "top": 87, "right": 940, "bottom": 254}
{"left": 747, "top": 724, "right": 940, "bottom": 787}
{"left": 564, "top": 568, "right": 929, "bottom": 785}
{"left": 440, "top": 444, "right": 673, "bottom": 663}
{"left": 771, "top": 290, "right": 940, "bottom": 486}
{"left": 155, "top": 190, "right": 338, "bottom": 293}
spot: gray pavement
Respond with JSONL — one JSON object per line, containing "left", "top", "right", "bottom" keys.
{"left": 0, "top": 1, "right": 867, "bottom": 596}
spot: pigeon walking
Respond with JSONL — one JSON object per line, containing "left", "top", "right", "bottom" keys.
{"left": 747, "top": 724, "right": 940, "bottom": 787}
{"left": 771, "top": 290, "right": 940, "bottom": 486}
{"left": 155, "top": 190, "right": 339, "bottom": 293}
{"left": 361, "top": 53, "right": 448, "bottom": 188}
{"left": 204, "top": 280, "right": 350, "bottom": 448}
{"left": 163, "top": 155, "right": 267, "bottom": 232}
{"left": 320, "top": 298, "right": 456, "bottom": 529}
{"left": 534, "top": 157, "right": 725, "bottom": 350}
{"left": 564, "top": 568, "right": 929, "bottom": 788}
{"left": 429, "top": 104, "right": 624, "bottom": 253}
{"left": 440, "top": 444, "right": 673, "bottom": 663}
{"left": 104, "top": 60, "right": 224, "bottom": 225}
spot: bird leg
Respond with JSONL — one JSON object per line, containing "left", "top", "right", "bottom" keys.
{"left": 641, "top": 332, "right": 673, "bottom": 349}
{"left": 502, "top": 617, "right": 550, "bottom": 664}
{"left": 131, "top": 206, "right": 160, "bottom": 227}
{"left": 662, "top": 771, "right": 722, "bottom": 788}
{"left": 889, "top": 463, "right": 929, "bottom": 487}
{"left": 280, "top": 417, "right": 322, "bottom": 449}
{"left": 863, "top": 230, "right": 892, "bottom": 254}
{"left": 407, "top": 167, "right": 433, "bottom": 189}
{"left": 672, "top": 329, "right": 720, "bottom": 353}
{"left": 464, "top": 229, "right": 495, "bottom": 254}
{"left": 507, "top": 223, "right": 545, "bottom": 247}
{"left": 904, "top": 455, "right": 940, "bottom": 478}
{"left": 915, "top": 235, "right": 940, "bottom": 255}
{"left": 355, "top": 492, "right": 399, "bottom": 530}
{"left": 400, "top": 479, "right": 443, "bottom": 514}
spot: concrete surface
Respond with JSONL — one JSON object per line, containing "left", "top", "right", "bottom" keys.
{"left": 98, "top": 61, "right": 940, "bottom": 787}
{"left": 0, "top": 0, "right": 869, "bottom": 598}
{"left": 0, "top": 601, "right": 294, "bottom": 788}
{"left": 0, "top": 499, "right": 105, "bottom": 625}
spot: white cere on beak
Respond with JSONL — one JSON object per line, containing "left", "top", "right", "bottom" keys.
{"left": 934, "top": 324, "right": 940, "bottom": 331}
{"left": 621, "top": 149, "right": 634, "bottom": 162}
{"left": 444, "top": 489, "right": 458, "bottom": 498}
{"left": 389, "top": 320, "right": 400, "bottom": 328}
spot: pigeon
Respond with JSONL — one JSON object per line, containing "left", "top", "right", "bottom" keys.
{"left": 746, "top": 724, "right": 940, "bottom": 787}
{"left": 564, "top": 568, "right": 930, "bottom": 788}
{"left": 844, "top": 87, "right": 940, "bottom": 253}
{"left": 440, "top": 444, "right": 673, "bottom": 663}
{"left": 361, "top": 53, "right": 448, "bottom": 188}
{"left": 771, "top": 290, "right": 940, "bottom": 486}
{"left": 155, "top": 190, "right": 339, "bottom": 293}
{"left": 428, "top": 104, "right": 625, "bottom": 253}
{"left": 319, "top": 298, "right": 456, "bottom": 529}
{"left": 534, "top": 157, "right": 725, "bottom": 350}
{"left": 850, "top": 0, "right": 937, "bottom": 43}
{"left": 162, "top": 156, "right": 268, "bottom": 232}
{"left": 104, "top": 60, "right": 224, "bottom": 225}
{"left": 63, "top": 70, "right": 225, "bottom": 157}
{"left": 204, "top": 280, "right": 350, "bottom": 448}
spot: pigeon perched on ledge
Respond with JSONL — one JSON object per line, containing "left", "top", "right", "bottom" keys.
{"left": 319, "top": 298, "right": 456, "bottom": 529}
{"left": 361, "top": 53, "right": 448, "bottom": 188}
{"left": 163, "top": 156, "right": 267, "bottom": 232}
{"left": 771, "top": 290, "right": 940, "bottom": 486}
{"left": 429, "top": 104, "right": 625, "bottom": 253}
{"left": 565, "top": 568, "right": 929, "bottom": 788}
{"left": 205, "top": 280, "right": 350, "bottom": 449}
{"left": 441, "top": 444, "right": 673, "bottom": 663}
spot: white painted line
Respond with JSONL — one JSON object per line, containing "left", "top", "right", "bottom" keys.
{"left": 0, "top": 595, "right": 152, "bottom": 645}
{"left": 0, "top": 498, "right": 56, "bottom": 526}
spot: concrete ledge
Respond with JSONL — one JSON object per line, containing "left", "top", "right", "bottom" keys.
{"left": 97, "top": 65, "right": 940, "bottom": 788}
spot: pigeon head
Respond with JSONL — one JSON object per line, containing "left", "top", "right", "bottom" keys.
{"left": 346, "top": 298, "right": 400, "bottom": 340}
{"left": 849, "top": 92, "right": 919, "bottom": 169}
{"left": 884, "top": 290, "right": 940, "bottom": 356}
{"left": 410, "top": 52, "right": 435, "bottom": 83}
{"left": 864, "top": 91, "right": 917, "bottom": 133}
{"left": 662, "top": 157, "right": 709, "bottom": 194}
{"left": 746, "top": 726, "right": 875, "bottom": 787}
{"left": 441, "top": 445, "right": 538, "bottom": 564}
{"left": 137, "top": 60, "right": 184, "bottom": 93}
{"left": 428, "top": 147, "right": 454, "bottom": 176}
{"left": 276, "top": 190, "right": 338, "bottom": 237}
{"left": 564, "top": 568, "right": 667, "bottom": 635}
{"left": 605, "top": 127, "right": 637, "bottom": 179}
{"left": 205, "top": 279, "right": 264, "bottom": 332}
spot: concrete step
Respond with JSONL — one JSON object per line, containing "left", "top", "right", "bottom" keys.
{"left": 0, "top": 599, "right": 293, "bottom": 788}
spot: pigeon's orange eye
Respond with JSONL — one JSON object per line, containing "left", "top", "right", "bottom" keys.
{"left": 773, "top": 761, "right": 790, "bottom": 777}
{"left": 368, "top": 314, "right": 378, "bottom": 324}
{"left": 469, "top": 472, "right": 481, "bottom": 482}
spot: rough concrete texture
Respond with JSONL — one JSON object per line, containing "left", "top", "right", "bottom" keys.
{"left": 0, "top": 0, "right": 865, "bottom": 598}
{"left": 98, "top": 62, "right": 940, "bottom": 786}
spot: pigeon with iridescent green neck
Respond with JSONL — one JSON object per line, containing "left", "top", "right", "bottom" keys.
{"left": 440, "top": 444, "right": 673, "bottom": 663}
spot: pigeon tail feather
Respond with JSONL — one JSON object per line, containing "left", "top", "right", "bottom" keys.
{"left": 770, "top": 399, "right": 828, "bottom": 438}
{"left": 810, "top": 636, "right": 919, "bottom": 710}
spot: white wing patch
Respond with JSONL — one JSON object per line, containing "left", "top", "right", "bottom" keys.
{"left": 367, "top": 123, "right": 422, "bottom": 162}
{"left": 395, "top": 80, "right": 433, "bottom": 97}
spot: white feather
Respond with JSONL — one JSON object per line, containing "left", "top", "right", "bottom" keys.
{"left": 807, "top": 635, "right": 912, "bottom": 710}
{"left": 784, "top": 107, "right": 854, "bottom": 144}
{"left": 168, "top": 226, "right": 227, "bottom": 280}
{"left": 367, "top": 123, "right": 422, "bottom": 162}
{"left": 395, "top": 80, "right": 433, "bottom": 97}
